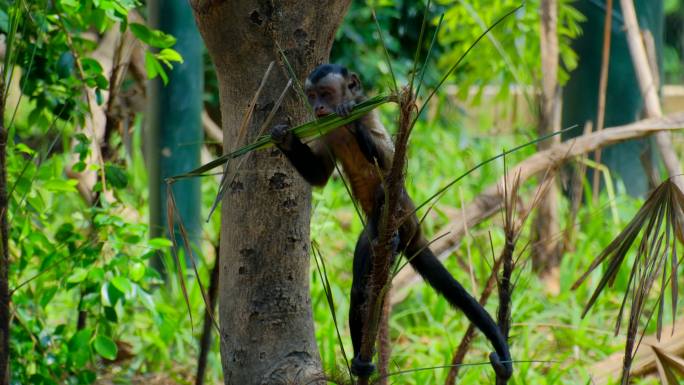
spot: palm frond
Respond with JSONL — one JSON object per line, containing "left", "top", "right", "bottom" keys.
{"left": 572, "top": 179, "right": 684, "bottom": 384}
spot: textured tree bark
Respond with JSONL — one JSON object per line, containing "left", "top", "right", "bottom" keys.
{"left": 189, "top": 1, "right": 351, "bottom": 384}
{"left": 531, "top": 0, "right": 561, "bottom": 274}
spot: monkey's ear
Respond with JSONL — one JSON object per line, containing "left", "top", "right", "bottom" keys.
{"left": 348, "top": 73, "right": 362, "bottom": 92}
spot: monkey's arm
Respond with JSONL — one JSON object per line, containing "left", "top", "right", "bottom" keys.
{"left": 350, "top": 121, "right": 386, "bottom": 169}
{"left": 271, "top": 124, "right": 335, "bottom": 187}
{"left": 336, "top": 101, "right": 386, "bottom": 169}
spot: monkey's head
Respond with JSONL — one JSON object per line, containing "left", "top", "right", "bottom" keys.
{"left": 304, "top": 64, "right": 362, "bottom": 118}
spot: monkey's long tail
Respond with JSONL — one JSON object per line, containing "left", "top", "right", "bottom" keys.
{"left": 406, "top": 244, "right": 513, "bottom": 379}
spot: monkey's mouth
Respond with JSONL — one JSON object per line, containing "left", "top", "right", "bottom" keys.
{"left": 316, "top": 111, "right": 330, "bottom": 118}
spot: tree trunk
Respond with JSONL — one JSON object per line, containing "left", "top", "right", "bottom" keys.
{"left": 189, "top": 2, "right": 351, "bottom": 384}
{"left": 532, "top": 0, "right": 561, "bottom": 274}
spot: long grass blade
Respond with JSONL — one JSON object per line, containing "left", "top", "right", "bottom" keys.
{"left": 311, "top": 242, "right": 352, "bottom": 379}
{"left": 409, "top": 0, "right": 432, "bottom": 93}
{"left": 236, "top": 61, "right": 275, "bottom": 144}
{"left": 206, "top": 80, "right": 293, "bottom": 219}
{"left": 170, "top": 187, "right": 222, "bottom": 336}
{"left": 414, "top": 3, "right": 523, "bottom": 123}
{"left": 457, "top": 0, "right": 531, "bottom": 109}
{"left": 275, "top": 41, "right": 313, "bottom": 118}
{"left": 415, "top": 13, "right": 444, "bottom": 99}
{"left": 411, "top": 125, "right": 573, "bottom": 215}
{"left": 169, "top": 95, "right": 393, "bottom": 181}
{"left": 165, "top": 186, "right": 193, "bottom": 330}
{"left": 371, "top": 8, "right": 398, "bottom": 94}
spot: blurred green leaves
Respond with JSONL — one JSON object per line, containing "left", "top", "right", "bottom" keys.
{"left": 131, "top": 22, "right": 183, "bottom": 84}
{"left": 3, "top": 0, "right": 187, "bottom": 382}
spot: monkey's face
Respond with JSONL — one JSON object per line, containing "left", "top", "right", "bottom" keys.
{"left": 304, "top": 72, "right": 361, "bottom": 118}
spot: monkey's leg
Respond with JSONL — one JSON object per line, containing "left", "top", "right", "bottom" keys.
{"left": 349, "top": 226, "right": 376, "bottom": 377}
{"left": 350, "top": 194, "right": 402, "bottom": 377}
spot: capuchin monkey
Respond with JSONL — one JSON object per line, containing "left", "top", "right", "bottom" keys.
{"left": 271, "top": 64, "right": 512, "bottom": 379}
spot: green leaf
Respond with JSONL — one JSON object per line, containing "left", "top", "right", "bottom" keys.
{"left": 75, "top": 133, "right": 90, "bottom": 144}
{"left": 67, "top": 268, "right": 88, "bottom": 283}
{"left": 77, "top": 370, "right": 97, "bottom": 385}
{"left": 129, "top": 23, "right": 152, "bottom": 43}
{"left": 142, "top": 51, "right": 170, "bottom": 83}
{"left": 149, "top": 237, "right": 172, "bottom": 249}
{"left": 91, "top": 9, "right": 108, "bottom": 33}
{"left": 72, "top": 161, "right": 86, "bottom": 173}
{"left": 129, "top": 262, "right": 145, "bottom": 282}
{"left": 130, "top": 23, "right": 176, "bottom": 48}
{"left": 55, "top": 223, "right": 75, "bottom": 242}
{"left": 81, "top": 58, "right": 103, "bottom": 76}
{"left": 144, "top": 51, "right": 160, "bottom": 80}
{"left": 87, "top": 267, "right": 105, "bottom": 282}
{"left": 57, "top": 51, "right": 75, "bottom": 78}
{"left": 105, "top": 164, "right": 128, "bottom": 189}
{"left": 95, "top": 88, "right": 104, "bottom": 105}
{"left": 43, "top": 178, "right": 78, "bottom": 192}
{"left": 107, "top": 282, "right": 124, "bottom": 305}
{"left": 94, "top": 73, "right": 109, "bottom": 89}
{"left": 69, "top": 328, "right": 93, "bottom": 352}
{"left": 111, "top": 276, "right": 132, "bottom": 294}
{"left": 103, "top": 306, "right": 118, "bottom": 323}
{"left": 14, "top": 143, "right": 35, "bottom": 156}
{"left": 28, "top": 109, "right": 49, "bottom": 130}
{"left": 93, "top": 335, "right": 117, "bottom": 360}
{"left": 158, "top": 65, "right": 169, "bottom": 84}
{"left": 29, "top": 193, "right": 53, "bottom": 213}
{"left": 156, "top": 48, "right": 183, "bottom": 66}
{"left": 39, "top": 286, "right": 58, "bottom": 307}
{"left": 60, "top": 0, "right": 80, "bottom": 10}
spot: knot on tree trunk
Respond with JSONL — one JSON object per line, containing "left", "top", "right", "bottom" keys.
{"left": 260, "top": 352, "right": 325, "bottom": 385}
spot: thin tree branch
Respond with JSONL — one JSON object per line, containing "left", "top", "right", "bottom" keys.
{"left": 592, "top": 0, "right": 613, "bottom": 201}
{"left": 619, "top": 0, "right": 683, "bottom": 191}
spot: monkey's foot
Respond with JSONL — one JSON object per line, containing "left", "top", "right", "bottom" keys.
{"left": 351, "top": 356, "right": 376, "bottom": 377}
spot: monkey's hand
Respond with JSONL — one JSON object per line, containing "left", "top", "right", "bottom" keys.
{"left": 270, "top": 124, "right": 295, "bottom": 151}
{"left": 489, "top": 351, "right": 513, "bottom": 380}
{"left": 335, "top": 100, "right": 356, "bottom": 118}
